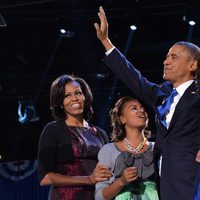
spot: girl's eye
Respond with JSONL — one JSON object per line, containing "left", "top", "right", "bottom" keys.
{"left": 131, "top": 107, "right": 138, "bottom": 112}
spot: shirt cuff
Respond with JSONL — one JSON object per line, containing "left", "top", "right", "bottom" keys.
{"left": 105, "top": 47, "right": 115, "bottom": 56}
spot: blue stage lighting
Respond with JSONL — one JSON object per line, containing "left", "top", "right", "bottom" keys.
{"left": 18, "top": 101, "right": 39, "bottom": 124}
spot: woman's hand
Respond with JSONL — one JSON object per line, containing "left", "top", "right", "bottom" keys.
{"left": 119, "top": 167, "right": 138, "bottom": 186}
{"left": 89, "top": 163, "right": 112, "bottom": 184}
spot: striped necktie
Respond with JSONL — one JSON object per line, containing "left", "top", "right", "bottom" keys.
{"left": 157, "top": 89, "right": 178, "bottom": 127}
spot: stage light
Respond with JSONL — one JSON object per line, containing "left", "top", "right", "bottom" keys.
{"left": 182, "top": 6, "right": 198, "bottom": 42}
{"left": 60, "top": 28, "right": 66, "bottom": 34}
{"left": 183, "top": 6, "right": 198, "bottom": 26}
{"left": 18, "top": 101, "right": 39, "bottom": 124}
{"left": 189, "top": 20, "right": 196, "bottom": 26}
{"left": 130, "top": 25, "right": 137, "bottom": 31}
{"left": 59, "top": 28, "right": 75, "bottom": 38}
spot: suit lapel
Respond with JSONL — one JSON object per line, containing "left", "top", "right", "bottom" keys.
{"left": 168, "top": 82, "right": 196, "bottom": 130}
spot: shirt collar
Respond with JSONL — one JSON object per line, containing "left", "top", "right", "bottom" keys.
{"left": 175, "top": 80, "right": 194, "bottom": 97}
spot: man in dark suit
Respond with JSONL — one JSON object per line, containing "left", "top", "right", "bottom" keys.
{"left": 94, "top": 6, "right": 200, "bottom": 200}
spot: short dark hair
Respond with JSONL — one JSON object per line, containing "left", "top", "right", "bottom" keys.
{"left": 174, "top": 41, "right": 200, "bottom": 94}
{"left": 174, "top": 41, "right": 200, "bottom": 61}
{"left": 174, "top": 41, "right": 200, "bottom": 78}
{"left": 50, "top": 74, "right": 93, "bottom": 120}
{"left": 110, "top": 96, "right": 150, "bottom": 142}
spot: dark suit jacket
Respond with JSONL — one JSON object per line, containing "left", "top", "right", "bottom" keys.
{"left": 103, "top": 48, "right": 200, "bottom": 200}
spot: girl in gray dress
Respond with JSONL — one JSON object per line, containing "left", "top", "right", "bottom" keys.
{"left": 95, "top": 96, "right": 159, "bottom": 200}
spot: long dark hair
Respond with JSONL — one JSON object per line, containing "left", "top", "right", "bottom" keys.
{"left": 50, "top": 74, "right": 93, "bottom": 120}
{"left": 110, "top": 96, "right": 150, "bottom": 142}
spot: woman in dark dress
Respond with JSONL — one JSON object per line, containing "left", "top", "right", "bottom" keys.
{"left": 37, "top": 74, "right": 111, "bottom": 200}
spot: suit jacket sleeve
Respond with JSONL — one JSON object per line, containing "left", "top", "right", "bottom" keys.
{"left": 103, "top": 48, "right": 160, "bottom": 108}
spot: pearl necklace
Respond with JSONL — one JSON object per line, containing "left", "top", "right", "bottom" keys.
{"left": 123, "top": 138, "right": 146, "bottom": 153}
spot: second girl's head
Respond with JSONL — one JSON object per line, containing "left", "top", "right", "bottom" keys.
{"left": 110, "top": 96, "right": 149, "bottom": 142}
{"left": 50, "top": 74, "right": 93, "bottom": 120}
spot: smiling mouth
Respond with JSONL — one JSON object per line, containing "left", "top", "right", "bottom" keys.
{"left": 138, "top": 115, "right": 146, "bottom": 120}
{"left": 71, "top": 103, "right": 81, "bottom": 108}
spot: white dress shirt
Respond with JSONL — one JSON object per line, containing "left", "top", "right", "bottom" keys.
{"left": 105, "top": 47, "right": 115, "bottom": 56}
{"left": 165, "top": 80, "right": 194, "bottom": 128}
{"left": 159, "top": 79, "right": 194, "bottom": 176}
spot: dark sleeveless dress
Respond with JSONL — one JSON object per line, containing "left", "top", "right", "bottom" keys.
{"left": 49, "top": 126, "right": 105, "bottom": 200}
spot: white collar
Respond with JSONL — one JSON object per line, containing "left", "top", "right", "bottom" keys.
{"left": 175, "top": 80, "right": 194, "bottom": 97}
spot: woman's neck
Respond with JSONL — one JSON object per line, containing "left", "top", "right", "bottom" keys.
{"left": 65, "top": 116, "right": 88, "bottom": 127}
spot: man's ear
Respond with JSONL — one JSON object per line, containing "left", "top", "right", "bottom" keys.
{"left": 189, "top": 60, "right": 198, "bottom": 72}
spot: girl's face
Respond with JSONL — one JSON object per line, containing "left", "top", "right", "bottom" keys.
{"left": 63, "top": 81, "right": 85, "bottom": 118}
{"left": 120, "top": 100, "right": 148, "bottom": 129}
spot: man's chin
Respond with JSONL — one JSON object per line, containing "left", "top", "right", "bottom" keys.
{"left": 163, "top": 75, "right": 170, "bottom": 81}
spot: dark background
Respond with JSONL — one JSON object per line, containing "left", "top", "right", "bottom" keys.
{"left": 0, "top": 0, "right": 200, "bottom": 162}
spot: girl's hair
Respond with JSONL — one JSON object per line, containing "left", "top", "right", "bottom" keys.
{"left": 110, "top": 96, "right": 150, "bottom": 142}
{"left": 50, "top": 74, "right": 93, "bottom": 120}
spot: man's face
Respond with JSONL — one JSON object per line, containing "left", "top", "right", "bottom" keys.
{"left": 163, "top": 45, "right": 195, "bottom": 87}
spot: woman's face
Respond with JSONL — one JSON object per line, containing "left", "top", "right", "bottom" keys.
{"left": 63, "top": 81, "right": 85, "bottom": 118}
{"left": 120, "top": 100, "right": 148, "bottom": 129}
